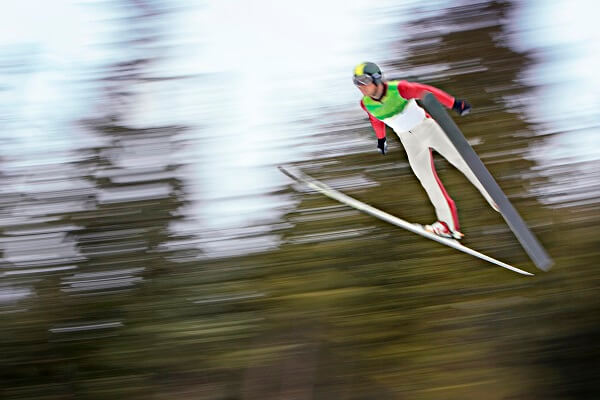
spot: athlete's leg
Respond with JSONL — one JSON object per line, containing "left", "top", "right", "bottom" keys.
{"left": 399, "top": 128, "right": 462, "bottom": 232}
{"left": 424, "top": 119, "right": 499, "bottom": 212}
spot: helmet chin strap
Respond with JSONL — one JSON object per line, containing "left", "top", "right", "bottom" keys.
{"left": 370, "top": 83, "right": 385, "bottom": 101}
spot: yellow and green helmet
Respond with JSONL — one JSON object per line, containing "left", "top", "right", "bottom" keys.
{"left": 353, "top": 61, "right": 383, "bottom": 86}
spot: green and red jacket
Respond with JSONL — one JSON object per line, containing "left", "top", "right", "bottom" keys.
{"left": 360, "top": 80, "right": 455, "bottom": 139}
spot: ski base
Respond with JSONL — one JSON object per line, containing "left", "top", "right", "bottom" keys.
{"left": 279, "top": 165, "right": 533, "bottom": 276}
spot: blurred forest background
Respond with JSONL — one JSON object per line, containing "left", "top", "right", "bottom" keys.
{"left": 1, "top": 1, "right": 599, "bottom": 399}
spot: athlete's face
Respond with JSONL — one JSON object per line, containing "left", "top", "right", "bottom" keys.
{"left": 357, "top": 82, "right": 378, "bottom": 97}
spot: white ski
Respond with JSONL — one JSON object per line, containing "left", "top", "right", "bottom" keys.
{"left": 279, "top": 165, "right": 533, "bottom": 276}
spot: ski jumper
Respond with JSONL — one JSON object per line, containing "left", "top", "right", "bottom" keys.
{"left": 360, "top": 80, "right": 496, "bottom": 232}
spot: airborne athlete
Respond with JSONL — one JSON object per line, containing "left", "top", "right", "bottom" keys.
{"left": 353, "top": 61, "right": 498, "bottom": 239}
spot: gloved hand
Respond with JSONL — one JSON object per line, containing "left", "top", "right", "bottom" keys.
{"left": 377, "top": 137, "right": 388, "bottom": 155}
{"left": 452, "top": 98, "right": 471, "bottom": 116}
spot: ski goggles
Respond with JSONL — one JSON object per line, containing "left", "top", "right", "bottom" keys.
{"left": 353, "top": 74, "right": 374, "bottom": 86}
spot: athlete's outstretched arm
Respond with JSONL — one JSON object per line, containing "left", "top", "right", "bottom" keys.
{"left": 396, "top": 80, "right": 455, "bottom": 108}
{"left": 397, "top": 81, "right": 471, "bottom": 115}
{"left": 360, "top": 100, "right": 386, "bottom": 139}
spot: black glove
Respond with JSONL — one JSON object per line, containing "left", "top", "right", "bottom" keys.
{"left": 377, "top": 137, "right": 388, "bottom": 155}
{"left": 452, "top": 98, "right": 471, "bottom": 116}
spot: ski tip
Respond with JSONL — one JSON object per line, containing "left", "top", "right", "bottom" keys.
{"left": 279, "top": 165, "right": 306, "bottom": 184}
{"left": 278, "top": 165, "right": 295, "bottom": 179}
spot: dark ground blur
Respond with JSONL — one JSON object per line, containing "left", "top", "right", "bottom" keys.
{"left": 1, "top": 1, "right": 599, "bottom": 399}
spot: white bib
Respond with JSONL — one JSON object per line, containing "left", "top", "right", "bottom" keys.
{"left": 382, "top": 99, "right": 426, "bottom": 132}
